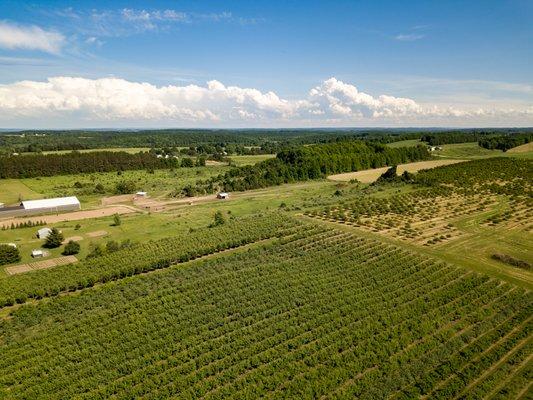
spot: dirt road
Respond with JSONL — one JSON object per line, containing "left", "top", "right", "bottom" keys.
{"left": 0, "top": 205, "right": 137, "bottom": 228}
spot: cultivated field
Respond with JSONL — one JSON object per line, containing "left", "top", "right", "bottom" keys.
{"left": 327, "top": 159, "right": 466, "bottom": 183}
{"left": 0, "top": 139, "right": 532, "bottom": 398}
{"left": 0, "top": 216, "right": 531, "bottom": 398}
{"left": 5, "top": 255, "right": 77, "bottom": 275}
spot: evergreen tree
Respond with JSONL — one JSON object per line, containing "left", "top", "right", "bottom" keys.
{"left": 43, "top": 228, "right": 64, "bottom": 248}
{"left": 0, "top": 245, "right": 21, "bottom": 265}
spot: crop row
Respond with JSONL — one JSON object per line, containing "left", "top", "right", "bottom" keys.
{"left": 0, "top": 213, "right": 302, "bottom": 307}
{"left": 0, "top": 225, "right": 530, "bottom": 399}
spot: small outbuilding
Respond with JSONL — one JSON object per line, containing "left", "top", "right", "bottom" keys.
{"left": 0, "top": 202, "right": 4, "bottom": 208}
{"left": 37, "top": 227, "right": 52, "bottom": 239}
{"left": 217, "top": 192, "right": 230, "bottom": 200}
{"left": 135, "top": 191, "right": 148, "bottom": 198}
{"left": 31, "top": 249, "right": 44, "bottom": 258}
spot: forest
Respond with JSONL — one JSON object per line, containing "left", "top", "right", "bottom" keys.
{"left": 2, "top": 128, "right": 531, "bottom": 154}
{"left": 478, "top": 132, "right": 532, "bottom": 151}
{"left": 0, "top": 151, "right": 182, "bottom": 178}
{"left": 190, "top": 141, "right": 430, "bottom": 193}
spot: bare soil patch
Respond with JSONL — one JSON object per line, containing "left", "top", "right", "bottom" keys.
{"left": 327, "top": 159, "right": 467, "bottom": 183}
{"left": 101, "top": 194, "right": 133, "bottom": 205}
{"left": 0, "top": 205, "right": 137, "bottom": 228}
{"left": 5, "top": 255, "right": 78, "bottom": 275}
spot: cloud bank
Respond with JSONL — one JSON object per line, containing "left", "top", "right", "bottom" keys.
{"left": 0, "top": 76, "right": 531, "bottom": 128}
{"left": 0, "top": 22, "right": 65, "bottom": 54}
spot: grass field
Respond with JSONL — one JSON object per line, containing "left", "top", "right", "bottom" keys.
{"left": 508, "top": 142, "right": 533, "bottom": 153}
{"left": 434, "top": 142, "right": 533, "bottom": 160}
{"left": 386, "top": 139, "right": 423, "bottom": 148}
{"left": 327, "top": 159, "right": 466, "bottom": 183}
{"left": 230, "top": 154, "right": 276, "bottom": 166}
{"left": 0, "top": 180, "right": 42, "bottom": 204}
{"left": 0, "top": 165, "right": 230, "bottom": 207}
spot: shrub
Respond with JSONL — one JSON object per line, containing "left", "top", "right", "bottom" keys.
{"left": 62, "top": 241, "right": 80, "bottom": 255}
{"left": 0, "top": 245, "right": 21, "bottom": 265}
{"left": 43, "top": 228, "right": 64, "bottom": 249}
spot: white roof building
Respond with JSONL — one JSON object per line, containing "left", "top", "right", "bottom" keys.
{"left": 22, "top": 196, "right": 80, "bottom": 210}
{"left": 31, "top": 249, "right": 44, "bottom": 258}
{"left": 37, "top": 227, "right": 52, "bottom": 239}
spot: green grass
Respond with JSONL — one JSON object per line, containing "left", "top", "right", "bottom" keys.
{"left": 1, "top": 166, "right": 230, "bottom": 208}
{"left": 435, "top": 142, "right": 533, "bottom": 160}
{"left": 386, "top": 139, "right": 423, "bottom": 148}
{"left": 229, "top": 154, "right": 276, "bottom": 166}
{"left": 0, "top": 180, "right": 43, "bottom": 204}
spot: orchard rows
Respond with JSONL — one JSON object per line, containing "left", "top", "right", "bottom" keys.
{"left": 0, "top": 219, "right": 530, "bottom": 399}
{"left": 0, "top": 213, "right": 301, "bottom": 307}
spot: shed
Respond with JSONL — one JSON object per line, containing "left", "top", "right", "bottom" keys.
{"left": 135, "top": 191, "right": 148, "bottom": 197}
{"left": 31, "top": 249, "right": 44, "bottom": 258}
{"left": 0, "top": 202, "right": 4, "bottom": 208}
{"left": 217, "top": 192, "right": 230, "bottom": 199}
{"left": 37, "top": 227, "right": 52, "bottom": 239}
{"left": 22, "top": 196, "right": 81, "bottom": 211}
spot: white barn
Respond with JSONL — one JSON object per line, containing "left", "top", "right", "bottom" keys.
{"left": 22, "top": 197, "right": 81, "bottom": 211}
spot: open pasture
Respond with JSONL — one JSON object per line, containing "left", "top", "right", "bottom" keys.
{"left": 327, "top": 159, "right": 466, "bottom": 183}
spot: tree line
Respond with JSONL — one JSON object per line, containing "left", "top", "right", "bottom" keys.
{"left": 478, "top": 133, "right": 531, "bottom": 151}
{"left": 0, "top": 151, "right": 179, "bottom": 179}
{"left": 187, "top": 141, "right": 430, "bottom": 194}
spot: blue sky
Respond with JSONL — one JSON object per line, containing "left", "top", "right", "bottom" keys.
{"left": 0, "top": 0, "right": 532, "bottom": 128}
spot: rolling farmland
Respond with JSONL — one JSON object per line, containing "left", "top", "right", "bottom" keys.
{"left": 0, "top": 217, "right": 531, "bottom": 398}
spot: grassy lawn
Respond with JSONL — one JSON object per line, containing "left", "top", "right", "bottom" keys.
{"left": 230, "top": 154, "right": 276, "bottom": 166}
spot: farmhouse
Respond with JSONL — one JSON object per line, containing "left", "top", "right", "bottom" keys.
{"left": 217, "top": 192, "right": 230, "bottom": 199}
{"left": 0, "top": 196, "right": 81, "bottom": 218}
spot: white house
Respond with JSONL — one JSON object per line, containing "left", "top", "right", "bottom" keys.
{"left": 37, "top": 227, "right": 52, "bottom": 239}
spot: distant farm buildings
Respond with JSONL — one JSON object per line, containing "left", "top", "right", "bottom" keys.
{"left": 0, "top": 196, "right": 81, "bottom": 218}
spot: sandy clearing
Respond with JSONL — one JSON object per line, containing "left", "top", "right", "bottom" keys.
{"left": 0, "top": 205, "right": 137, "bottom": 228}
{"left": 327, "top": 159, "right": 468, "bottom": 183}
{"left": 507, "top": 142, "right": 533, "bottom": 153}
{"left": 101, "top": 194, "right": 134, "bottom": 205}
{"left": 5, "top": 255, "right": 78, "bottom": 275}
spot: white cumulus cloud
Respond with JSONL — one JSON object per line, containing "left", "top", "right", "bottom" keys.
{"left": 0, "top": 21, "right": 65, "bottom": 54}
{"left": 0, "top": 76, "right": 531, "bottom": 127}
